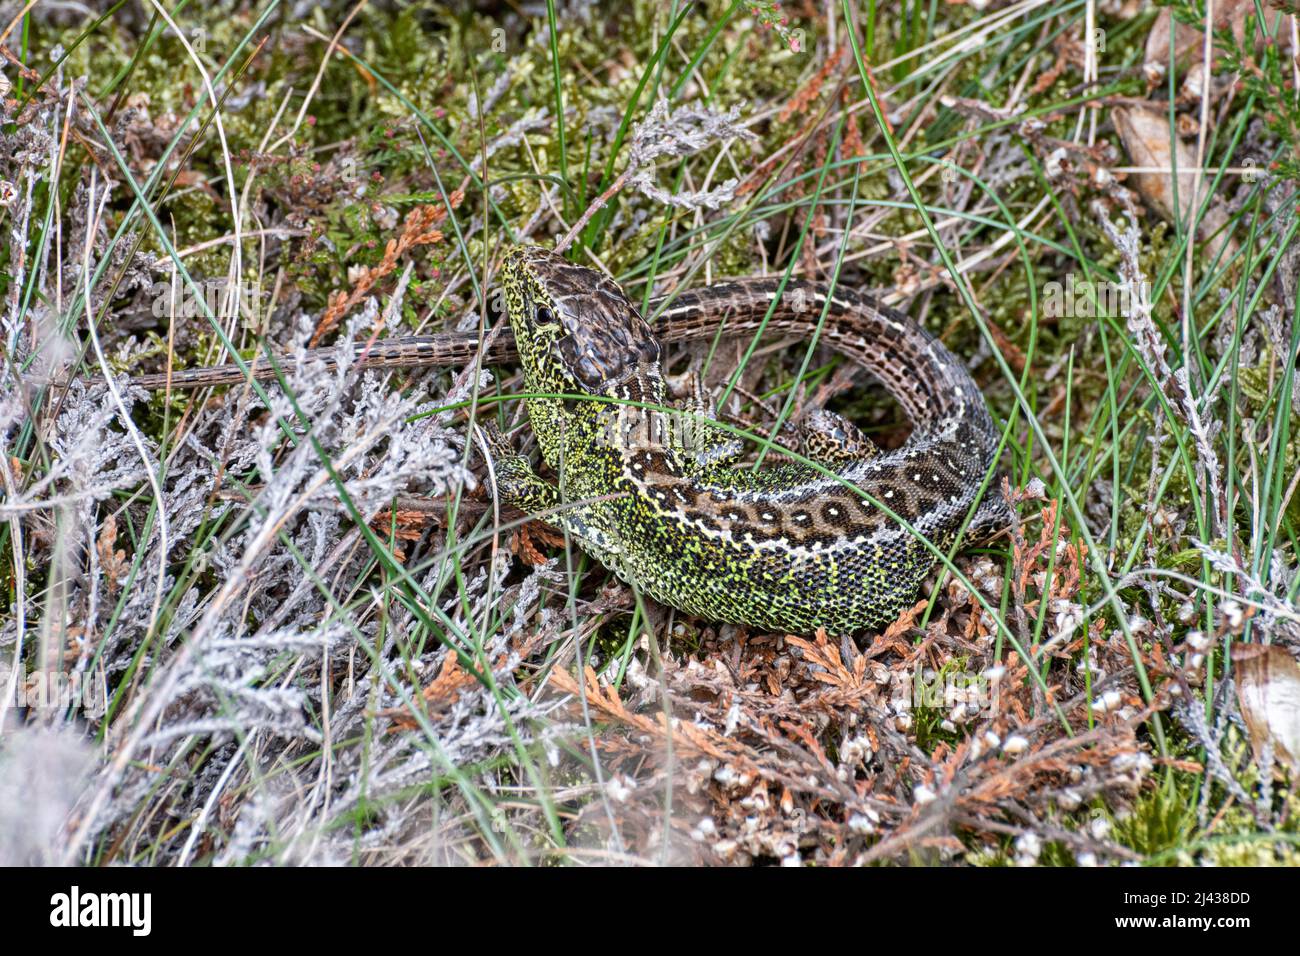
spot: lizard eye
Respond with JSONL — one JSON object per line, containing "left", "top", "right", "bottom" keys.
{"left": 534, "top": 305, "right": 555, "bottom": 325}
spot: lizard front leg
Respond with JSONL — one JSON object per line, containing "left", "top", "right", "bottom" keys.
{"left": 474, "top": 421, "right": 625, "bottom": 566}
{"left": 475, "top": 420, "right": 560, "bottom": 514}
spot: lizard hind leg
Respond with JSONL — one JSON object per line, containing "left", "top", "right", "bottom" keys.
{"left": 798, "top": 408, "right": 879, "bottom": 465}
{"left": 965, "top": 488, "right": 1014, "bottom": 544}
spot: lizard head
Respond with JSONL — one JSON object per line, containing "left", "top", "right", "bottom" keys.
{"left": 501, "top": 245, "right": 661, "bottom": 403}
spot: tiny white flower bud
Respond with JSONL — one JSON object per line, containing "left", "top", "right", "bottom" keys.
{"left": 1003, "top": 734, "right": 1030, "bottom": 755}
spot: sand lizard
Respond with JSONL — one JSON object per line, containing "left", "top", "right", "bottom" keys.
{"left": 102, "top": 245, "right": 1009, "bottom": 634}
